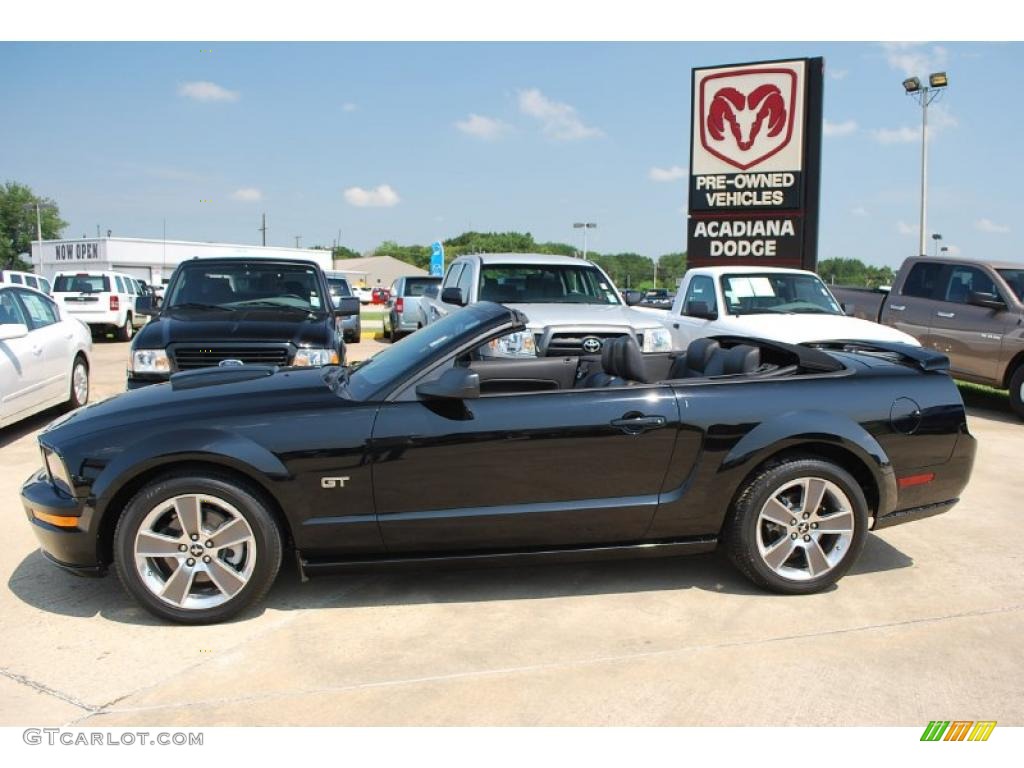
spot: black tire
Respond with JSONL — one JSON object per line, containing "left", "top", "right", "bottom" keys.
{"left": 722, "top": 457, "right": 868, "bottom": 595}
{"left": 115, "top": 314, "right": 134, "bottom": 342}
{"left": 1008, "top": 365, "right": 1024, "bottom": 420}
{"left": 67, "top": 354, "right": 89, "bottom": 409}
{"left": 113, "top": 471, "right": 283, "bottom": 624}
{"left": 382, "top": 316, "right": 392, "bottom": 341}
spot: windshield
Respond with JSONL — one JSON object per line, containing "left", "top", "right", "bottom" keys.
{"left": 54, "top": 274, "right": 109, "bottom": 293}
{"left": 720, "top": 273, "right": 841, "bottom": 316}
{"left": 403, "top": 277, "right": 441, "bottom": 297}
{"left": 339, "top": 303, "right": 507, "bottom": 400}
{"left": 479, "top": 264, "right": 620, "bottom": 305}
{"left": 997, "top": 269, "right": 1024, "bottom": 302}
{"left": 165, "top": 262, "right": 326, "bottom": 313}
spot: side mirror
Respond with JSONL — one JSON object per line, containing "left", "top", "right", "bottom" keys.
{"left": 622, "top": 290, "right": 643, "bottom": 306}
{"left": 334, "top": 296, "right": 361, "bottom": 317}
{"left": 0, "top": 323, "right": 29, "bottom": 341}
{"left": 416, "top": 367, "right": 480, "bottom": 400}
{"left": 968, "top": 291, "right": 1006, "bottom": 311}
{"left": 441, "top": 287, "right": 466, "bottom": 306}
{"left": 684, "top": 300, "right": 718, "bottom": 321}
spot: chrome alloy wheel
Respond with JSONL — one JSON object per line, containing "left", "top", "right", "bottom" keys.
{"left": 72, "top": 361, "right": 89, "bottom": 405}
{"left": 133, "top": 494, "right": 257, "bottom": 609}
{"left": 755, "top": 477, "right": 855, "bottom": 582}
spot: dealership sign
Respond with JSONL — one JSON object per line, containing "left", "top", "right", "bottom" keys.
{"left": 687, "top": 57, "right": 824, "bottom": 270}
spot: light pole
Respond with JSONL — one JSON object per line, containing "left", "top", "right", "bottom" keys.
{"left": 902, "top": 72, "right": 948, "bottom": 257}
{"left": 573, "top": 222, "right": 596, "bottom": 260}
{"left": 931, "top": 232, "right": 943, "bottom": 256}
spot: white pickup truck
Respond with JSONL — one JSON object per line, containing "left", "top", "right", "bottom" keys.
{"left": 419, "top": 253, "right": 673, "bottom": 356}
{"left": 652, "top": 266, "right": 919, "bottom": 349}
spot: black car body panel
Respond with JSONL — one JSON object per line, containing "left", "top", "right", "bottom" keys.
{"left": 24, "top": 302, "right": 975, "bottom": 580}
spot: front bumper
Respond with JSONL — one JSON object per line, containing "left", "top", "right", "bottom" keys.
{"left": 21, "top": 470, "right": 105, "bottom": 575}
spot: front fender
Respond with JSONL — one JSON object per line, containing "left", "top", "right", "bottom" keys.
{"left": 721, "top": 409, "right": 897, "bottom": 517}
{"left": 91, "top": 427, "right": 289, "bottom": 516}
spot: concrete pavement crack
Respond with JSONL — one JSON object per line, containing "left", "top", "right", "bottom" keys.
{"left": 79, "top": 601, "right": 1024, "bottom": 720}
{"left": 1, "top": 666, "right": 100, "bottom": 713}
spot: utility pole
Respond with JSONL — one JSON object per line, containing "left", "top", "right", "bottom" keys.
{"left": 35, "top": 203, "right": 42, "bottom": 242}
{"left": 259, "top": 213, "right": 267, "bottom": 246}
{"left": 295, "top": 235, "right": 302, "bottom": 249}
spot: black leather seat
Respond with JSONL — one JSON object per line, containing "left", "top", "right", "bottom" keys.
{"left": 580, "top": 335, "right": 648, "bottom": 387}
{"left": 669, "top": 338, "right": 721, "bottom": 379}
{"left": 722, "top": 344, "right": 761, "bottom": 375}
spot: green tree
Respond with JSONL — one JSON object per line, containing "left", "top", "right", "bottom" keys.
{"left": 0, "top": 181, "right": 67, "bottom": 270}
{"left": 656, "top": 252, "right": 687, "bottom": 290}
{"left": 817, "top": 258, "right": 895, "bottom": 289}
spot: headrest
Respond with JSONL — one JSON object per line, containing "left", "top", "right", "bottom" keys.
{"left": 722, "top": 344, "right": 761, "bottom": 375}
{"left": 685, "top": 337, "right": 721, "bottom": 373}
{"left": 603, "top": 335, "right": 648, "bottom": 384}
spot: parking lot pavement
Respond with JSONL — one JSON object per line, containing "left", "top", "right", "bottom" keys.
{"left": 1, "top": 340, "right": 1021, "bottom": 726}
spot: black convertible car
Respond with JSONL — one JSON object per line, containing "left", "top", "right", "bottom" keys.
{"left": 22, "top": 302, "right": 975, "bottom": 623}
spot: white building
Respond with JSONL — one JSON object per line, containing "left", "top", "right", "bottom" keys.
{"left": 30, "top": 237, "right": 333, "bottom": 287}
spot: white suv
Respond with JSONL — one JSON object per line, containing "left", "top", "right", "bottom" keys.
{"left": 1, "top": 269, "right": 52, "bottom": 295}
{"left": 52, "top": 270, "right": 152, "bottom": 341}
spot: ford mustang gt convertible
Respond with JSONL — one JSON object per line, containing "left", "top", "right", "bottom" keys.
{"left": 22, "top": 302, "right": 975, "bottom": 623}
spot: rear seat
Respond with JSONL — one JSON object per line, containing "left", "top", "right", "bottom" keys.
{"left": 668, "top": 338, "right": 761, "bottom": 379}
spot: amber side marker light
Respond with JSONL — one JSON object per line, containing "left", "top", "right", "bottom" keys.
{"left": 898, "top": 472, "right": 936, "bottom": 489}
{"left": 32, "top": 510, "right": 80, "bottom": 528}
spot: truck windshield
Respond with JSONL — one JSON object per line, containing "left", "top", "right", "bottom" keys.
{"left": 165, "top": 262, "right": 326, "bottom": 313}
{"left": 997, "top": 269, "right": 1024, "bottom": 302}
{"left": 479, "top": 264, "right": 620, "bottom": 305}
{"left": 720, "top": 273, "right": 842, "bottom": 316}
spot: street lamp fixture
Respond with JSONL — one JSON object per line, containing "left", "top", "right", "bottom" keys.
{"left": 931, "top": 232, "right": 942, "bottom": 256}
{"left": 904, "top": 71, "right": 949, "bottom": 257}
{"left": 572, "top": 222, "right": 597, "bottom": 260}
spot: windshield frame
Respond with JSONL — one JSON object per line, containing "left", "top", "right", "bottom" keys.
{"left": 164, "top": 260, "right": 328, "bottom": 315}
{"left": 718, "top": 272, "right": 842, "bottom": 317}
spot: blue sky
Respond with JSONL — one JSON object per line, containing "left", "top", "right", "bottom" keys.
{"left": 0, "top": 41, "right": 1020, "bottom": 267}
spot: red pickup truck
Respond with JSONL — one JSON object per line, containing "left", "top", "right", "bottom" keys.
{"left": 832, "top": 256, "right": 1024, "bottom": 418}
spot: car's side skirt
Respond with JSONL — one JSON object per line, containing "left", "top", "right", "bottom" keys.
{"left": 297, "top": 536, "right": 718, "bottom": 578}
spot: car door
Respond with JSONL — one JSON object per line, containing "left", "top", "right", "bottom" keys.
{"left": 928, "top": 264, "right": 1014, "bottom": 382}
{"left": 371, "top": 382, "right": 681, "bottom": 553}
{"left": 667, "top": 274, "right": 718, "bottom": 348}
{"left": 0, "top": 289, "right": 44, "bottom": 423}
{"left": 883, "top": 260, "right": 944, "bottom": 345}
{"left": 14, "top": 289, "right": 70, "bottom": 403}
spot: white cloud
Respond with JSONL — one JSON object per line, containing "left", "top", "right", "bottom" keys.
{"left": 231, "top": 187, "right": 262, "bottom": 202}
{"left": 828, "top": 68, "right": 849, "bottom": 80}
{"left": 343, "top": 184, "right": 400, "bottom": 208}
{"left": 648, "top": 165, "right": 688, "bottom": 182}
{"left": 872, "top": 125, "right": 919, "bottom": 144}
{"left": 976, "top": 218, "right": 1010, "bottom": 234}
{"left": 823, "top": 119, "right": 858, "bottom": 137}
{"left": 897, "top": 220, "right": 915, "bottom": 236}
{"left": 178, "top": 81, "right": 239, "bottom": 103}
{"left": 872, "top": 104, "right": 956, "bottom": 145}
{"left": 455, "top": 113, "right": 510, "bottom": 140}
{"left": 342, "top": 102, "right": 358, "bottom": 112}
{"left": 517, "top": 88, "right": 602, "bottom": 141}
{"left": 880, "top": 42, "right": 949, "bottom": 77}
{"left": 851, "top": 206, "right": 868, "bottom": 217}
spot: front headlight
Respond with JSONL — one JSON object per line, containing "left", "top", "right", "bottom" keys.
{"left": 131, "top": 349, "right": 171, "bottom": 374}
{"left": 41, "top": 445, "right": 73, "bottom": 496}
{"left": 480, "top": 331, "right": 537, "bottom": 359}
{"left": 642, "top": 327, "right": 672, "bottom": 353}
{"left": 293, "top": 347, "right": 340, "bottom": 367}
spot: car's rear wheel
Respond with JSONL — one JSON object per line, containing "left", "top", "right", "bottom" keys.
{"left": 116, "top": 314, "right": 133, "bottom": 341}
{"left": 723, "top": 458, "right": 868, "bottom": 594}
{"left": 67, "top": 355, "right": 89, "bottom": 409}
{"left": 1008, "top": 364, "right": 1024, "bottom": 419}
{"left": 113, "top": 473, "right": 282, "bottom": 624}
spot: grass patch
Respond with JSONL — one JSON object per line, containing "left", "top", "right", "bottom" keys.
{"left": 956, "top": 380, "right": 1011, "bottom": 415}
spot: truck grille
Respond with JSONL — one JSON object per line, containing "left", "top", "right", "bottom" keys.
{"left": 544, "top": 332, "right": 639, "bottom": 356}
{"left": 171, "top": 345, "right": 291, "bottom": 370}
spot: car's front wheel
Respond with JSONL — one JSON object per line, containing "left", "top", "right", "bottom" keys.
{"left": 113, "top": 472, "right": 282, "bottom": 624}
{"left": 1008, "top": 364, "right": 1024, "bottom": 419}
{"left": 723, "top": 458, "right": 868, "bottom": 594}
{"left": 67, "top": 355, "right": 89, "bottom": 409}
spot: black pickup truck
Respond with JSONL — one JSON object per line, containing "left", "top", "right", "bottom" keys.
{"left": 127, "top": 257, "right": 359, "bottom": 388}
{"left": 832, "top": 256, "right": 1024, "bottom": 417}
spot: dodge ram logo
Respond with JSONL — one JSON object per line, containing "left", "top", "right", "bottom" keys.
{"left": 581, "top": 337, "right": 602, "bottom": 354}
{"left": 699, "top": 67, "right": 798, "bottom": 171}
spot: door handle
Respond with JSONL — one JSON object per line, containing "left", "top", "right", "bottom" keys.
{"left": 889, "top": 304, "right": 906, "bottom": 312}
{"left": 611, "top": 414, "right": 667, "bottom": 435}
{"left": 936, "top": 311, "right": 956, "bottom": 318}
{"left": 31, "top": 345, "right": 43, "bottom": 356}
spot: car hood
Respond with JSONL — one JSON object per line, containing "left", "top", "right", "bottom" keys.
{"left": 134, "top": 309, "right": 331, "bottom": 349}
{"left": 40, "top": 366, "right": 342, "bottom": 445}
{"left": 718, "top": 313, "right": 921, "bottom": 346}
{"left": 507, "top": 302, "right": 665, "bottom": 331}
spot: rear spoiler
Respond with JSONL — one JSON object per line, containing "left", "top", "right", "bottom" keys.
{"left": 808, "top": 340, "right": 950, "bottom": 372}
